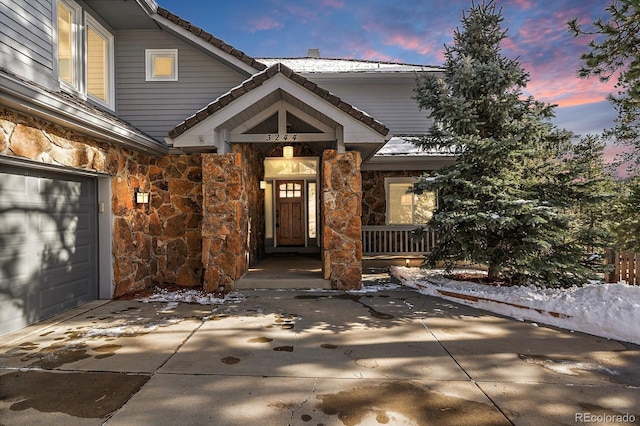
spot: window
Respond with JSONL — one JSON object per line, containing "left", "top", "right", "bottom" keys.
{"left": 57, "top": 0, "right": 81, "bottom": 90}
{"left": 146, "top": 49, "right": 178, "bottom": 81}
{"left": 385, "top": 178, "right": 436, "bottom": 225}
{"left": 86, "top": 15, "right": 113, "bottom": 106}
{"left": 278, "top": 182, "right": 302, "bottom": 199}
{"left": 56, "top": 0, "right": 114, "bottom": 108}
{"left": 308, "top": 182, "right": 316, "bottom": 239}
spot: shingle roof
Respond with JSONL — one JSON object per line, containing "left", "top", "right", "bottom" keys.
{"left": 169, "top": 63, "right": 390, "bottom": 139}
{"left": 156, "top": 7, "right": 266, "bottom": 72}
{"left": 258, "top": 57, "right": 442, "bottom": 74}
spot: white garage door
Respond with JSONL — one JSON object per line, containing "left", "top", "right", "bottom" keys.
{"left": 0, "top": 166, "right": 98, "bottom": 335}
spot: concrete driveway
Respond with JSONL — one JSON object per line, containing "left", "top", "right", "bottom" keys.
{"left": 1, "top": 283, "right": 639, "bottom": 425}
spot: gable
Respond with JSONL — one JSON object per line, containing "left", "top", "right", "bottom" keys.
{"left": 170, "top": 64, "right": 390, "bottom": 160}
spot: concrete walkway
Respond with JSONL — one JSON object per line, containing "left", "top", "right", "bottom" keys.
{"left": 1, "top": 282, "right": 639, "bottom": 425}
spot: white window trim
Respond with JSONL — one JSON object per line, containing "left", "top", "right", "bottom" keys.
{"left": 385, "top": 177, "right": 435, "bottom": 226}
{"left": 57, "top": 0, "right": 83, "bottom": 95}
{"left": 145, "top": 49, "right": 179, "bottom": 82}
{"left": 56, "top": 0, "right": 115, "bottom": 110}
{"left": 85, "top": 13, "right": 115, "bottom": 109}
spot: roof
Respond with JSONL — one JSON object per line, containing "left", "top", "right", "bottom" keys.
{"left": 0, "top": 68, "right": 166, "bottom": 156}
{"left": 169, "top": 63, "right": 390, "bottom": 139}
{"left": 156, "top": 7, "right": 266, "bottom": 72}
{"left": 375, "top": 137, "right": 456, "bottom": 157}
{"left": 258, "top": 57, "right": 442, "bottom": 74}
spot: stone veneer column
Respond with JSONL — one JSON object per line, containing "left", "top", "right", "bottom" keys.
{"left": 322, "top": 150, "right": 363, "bottom": 290}
{"left": 201, "top": 153, "right": 249, "bottom": 292}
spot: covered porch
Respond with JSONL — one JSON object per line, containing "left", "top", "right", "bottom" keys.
{"left": 169, "top": 64, "right": 390, "bottom": 291}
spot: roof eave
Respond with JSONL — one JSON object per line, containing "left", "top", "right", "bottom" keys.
{"left": 169, "top": 63, "right": 390, "bottom": 140}
{"left": 153, "top": 7, "right": 266, "bottom": 77}
{"left": 362, "top": 153, "right": 456, "bottom": 171}
{"left": 0, "top": 73, "right": 167, "bottom": 156}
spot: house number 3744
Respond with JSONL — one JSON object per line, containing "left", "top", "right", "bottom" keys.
{"left": 266, "top": 134, "right": 297, "bottom": 141}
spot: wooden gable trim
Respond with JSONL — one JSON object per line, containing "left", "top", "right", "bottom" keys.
{"left": 169, "top": 63, "right": 389, "bottom": 140}
{"left": 229, "top": 99, "right": 336, "bottom": 143}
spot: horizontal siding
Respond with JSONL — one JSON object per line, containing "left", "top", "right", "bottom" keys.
{"left": 0, "top": 0, "right": 55, "bottom": 83}
{"left": 306, "top": 77, "right": 433, "bottom": 136}
{"left": 115, "top": 30, "right": 247, "bottom": 141}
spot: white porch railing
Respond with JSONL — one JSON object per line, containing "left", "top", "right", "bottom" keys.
{"left": 362, "top": 225, "right": 436, "bottom": 255}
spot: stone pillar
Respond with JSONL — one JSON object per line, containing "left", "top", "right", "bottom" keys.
{"left": 201, "top": 153, "right": 249, "bottom": 292}
{"left": 322, "top": 150, "right": 363, "bottom": 290}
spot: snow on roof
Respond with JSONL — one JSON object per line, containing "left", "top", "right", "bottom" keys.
{"left": 375, "top": 137, "right": 456, "bottom": 157}
{"left": 258, "top": 57, "right": 442, "bottom": 74}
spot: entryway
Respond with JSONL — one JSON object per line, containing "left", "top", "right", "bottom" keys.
{"left": 234, "top": 254, "right": 331, "bottom": 289}
{"left": 263, "top": 157, "right": 320, "bottom": 253}
{"left": 275, "top": 180, "right": 305, "bottom": 246}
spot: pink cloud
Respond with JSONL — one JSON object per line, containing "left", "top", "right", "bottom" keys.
{"left": 248, "top": 16, "right": 284, "bottom": 32}
{"left": 359, "top": 48, "right": 396, "bottom": 62}
{"left": 384, "top": 34, "right": 434, "bottom": 56}
{"left": 361, "top": 20, "right": 437, "bottom": 58}
{"left": 525, "top": 73, "right": 613, "bottom": 107}
{"left": 508, "top": 0, "right": 535, "bottom": 10}
{"left": 518, "top": 18, "right": 562, "bottom": 46}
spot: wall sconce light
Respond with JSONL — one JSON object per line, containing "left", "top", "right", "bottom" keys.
{"left": 135, "top": 188, "right": 150, "bottom": 205}
{"left": 405, "top": 258, "right": 410, "bottom": 267}
{"left": 283, "top": 145, "right": 294, "bottom": 159}
{"left": 259, "top": 180, "right": 267, "bottom": 190}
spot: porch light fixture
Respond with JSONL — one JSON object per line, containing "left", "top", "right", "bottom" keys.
{"left": 135, "top": 188, "right": 150, "bottom": 204}
{"left": 259, "top": 180, "right": 267, "bottom": 190}
{"left": 283, "top": 145, "right": 294, "bottom": 159}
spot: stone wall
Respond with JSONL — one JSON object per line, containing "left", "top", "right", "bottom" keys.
{"left": 148, "top": 155, "right": 203, "bottom": 288}
{"left": 0, "top": 108, "right": 111, "bottom": 173}
{"left": 201, "top": 153, "right": 249, "bottom": 291}
{"left": 110, "top": 152, "right": 152, "bottom": 297}
{"left": 361, "top": 170, "right": 426, "bottom": 226}
{"left": 232, "top": 144, "right": 265, "bottom": 265}
{"left": 0, "top": 107, "right": 204, "bottom": 298}
{"left": 322, "top": 150, "right": 362, "bottom": 290}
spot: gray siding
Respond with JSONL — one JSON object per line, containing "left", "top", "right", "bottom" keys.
{"left": 303, "top": 76, "right": 433, "bottom": 136}
{"left": 0, "top": 0, "right": 56, "bottom": 88}
{"left": 116, "top": 30, "right": 248, "bottom": 141}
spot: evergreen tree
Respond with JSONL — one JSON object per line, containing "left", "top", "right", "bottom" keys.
{"left": 612, "top": 176, "right": 640, "bottom": 252}
{"left": 413, "top": 0, "right": 590, "bottom": 287}
{"left": 565, "top": 135, "right": 616, "bottom": 255}
{"left": 568, "top": 1, "right": 640, "bottom": 173}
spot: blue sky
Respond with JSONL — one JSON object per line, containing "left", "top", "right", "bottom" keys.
{"left": 158, "top": 0, "right": 618, "bottom": 143}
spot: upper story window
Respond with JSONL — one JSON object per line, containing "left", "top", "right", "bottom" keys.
{"left": 385, "top": 177, "right": 436, "bottom": 225}
{"left": 56, "top": 0, "right": 114, "bottom": 109}
{"left": 57, "top": 0, "right": 80, "bottom": 87}
{"left": 145, "top": 49, "right": 179, "bottom": 81}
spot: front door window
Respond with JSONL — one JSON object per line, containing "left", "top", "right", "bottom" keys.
{"left": 276, "top": 180, "right": 305, "bottom": 246}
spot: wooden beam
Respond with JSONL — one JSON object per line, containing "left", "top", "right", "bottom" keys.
{"left": 229, "top": 133, "right": 335, "bottom": 143}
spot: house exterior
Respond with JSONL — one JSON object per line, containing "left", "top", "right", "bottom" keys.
{"left": 0, "top": 0, "right": 453, "bottom": 335}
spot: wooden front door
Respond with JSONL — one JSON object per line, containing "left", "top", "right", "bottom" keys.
{"left": 276, "top": 180, "right": 305, "bottom": 246}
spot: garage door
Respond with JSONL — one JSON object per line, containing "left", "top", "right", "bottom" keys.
{"left": 0, "top": 166, "right": 98, "bottom": 335}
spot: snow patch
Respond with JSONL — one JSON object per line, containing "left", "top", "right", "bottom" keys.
{"left": 390, "top": 266, "right": 640, "bottom": 345}
{"left": 138, "top": 287, "right": 226, "bottom": 305}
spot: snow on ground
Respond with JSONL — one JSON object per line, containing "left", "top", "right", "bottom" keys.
{"left": 138, "top": 287, "right": 226, "bottom": 305}
{"left": 390, "top": 266, "right": 640, "bottom": 345}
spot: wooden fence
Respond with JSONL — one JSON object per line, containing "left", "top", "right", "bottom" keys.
{"left": 605, "top": 250, "right": 640, "bottom": 285}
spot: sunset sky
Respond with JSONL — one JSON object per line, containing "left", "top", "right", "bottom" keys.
{"left": 158, "top": 0, "right": 618, "bottom": 140}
